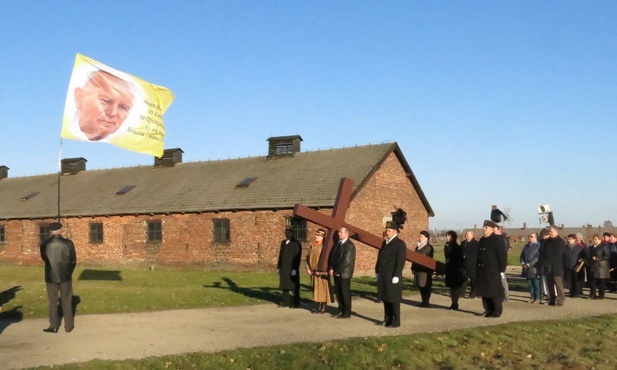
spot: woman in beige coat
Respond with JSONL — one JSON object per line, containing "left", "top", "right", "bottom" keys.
{"left": 306, "top": 229, "right": 333, "bottom": 313}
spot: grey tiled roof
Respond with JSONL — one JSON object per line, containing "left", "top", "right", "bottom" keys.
{"left": 0, "top": 143, "right": 433, "bottom": 219}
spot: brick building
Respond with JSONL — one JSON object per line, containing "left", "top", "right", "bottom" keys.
{"left": 0, "top": 136, "right": 434, "bottom": 272}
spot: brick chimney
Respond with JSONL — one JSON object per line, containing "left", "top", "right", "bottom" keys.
{"left": 267, "top": 135, "right": 302, "bottom": 158}
{"left": 61, "top": 158, "right": 87, "bottom": 175}
{"left": 0, "top": 166, "right": 8, "bottom": 180}
{"left": 154, "top": 148, "right": 184, "bottom": 167}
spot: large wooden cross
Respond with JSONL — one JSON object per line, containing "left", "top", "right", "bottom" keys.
{"left": 293, "top": 177, "right": 444, "bottom": 274}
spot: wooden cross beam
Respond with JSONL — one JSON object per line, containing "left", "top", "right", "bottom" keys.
{"left": 293, "top": 177, "right": 444, "bottom": 273}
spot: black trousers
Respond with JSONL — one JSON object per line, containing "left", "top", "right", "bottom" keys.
{"left": 383, "top": 301, "right": 400, "bottom": 326}
{"left": 481, "top": 297, "right": 503, "bottom": 317}
{"left": 281, "top": 283, "right": 300, "bottom": 307}
{"left": 590, "top": 278, "right": 606, "bottom": 299}
{"left": 46, "top": 281, "right": 74, "bottom": 330}
{"left": 567, "top": 269, "right": 583, "bottom": 297}
{"left": 333, "top": 276, "right": 352, "bottom": 317}
{"left": 419, "top": 287, "right": 431, "bottom": 305}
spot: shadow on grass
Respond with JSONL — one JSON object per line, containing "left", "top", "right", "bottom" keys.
{"left": 78, "top": 269, "right": 122, "bottom": 281}
{"left": 0, "top": 285, "right": 22, "bottom": 306}
{"left": 204, "top": 277, "right": 282, "bottom": 305}
{"left": 0, "top": 286, "right": 24, "bottom": 335}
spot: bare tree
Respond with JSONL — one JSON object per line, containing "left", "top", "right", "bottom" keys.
{"left": 603, "top": 220, "right": 614, "bottom": 228}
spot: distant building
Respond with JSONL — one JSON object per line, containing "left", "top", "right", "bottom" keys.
{"left": 0, "top": 136, "right": 433, "bottom": 272}
{"left": 465, "top": 222, "right": 616, "bottom": 244}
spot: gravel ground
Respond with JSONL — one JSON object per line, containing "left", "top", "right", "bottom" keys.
{"left": 1, "top": 270, "right": 616, "bottom": 369}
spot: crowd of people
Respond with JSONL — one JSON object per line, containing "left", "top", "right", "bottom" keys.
{"left": 520, "top": 228, "right": 617, "bottom": 303}
{"left": 276, "top": 220, "right": 617, "bottom": 328}
{"left": 39, "top": 218, "right": 615, "bottom": 334}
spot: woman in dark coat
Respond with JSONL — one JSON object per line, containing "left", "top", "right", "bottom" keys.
{"left": 444, "top": 231, "right": 467, "bottom": 310}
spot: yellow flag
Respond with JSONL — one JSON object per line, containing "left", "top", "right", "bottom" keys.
{"left": 61, "top": 54, "right": 174, "bottom": 157}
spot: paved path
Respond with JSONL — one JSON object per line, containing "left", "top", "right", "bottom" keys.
{"left": 1, "top": 276, "right": 616, "bottom": 369}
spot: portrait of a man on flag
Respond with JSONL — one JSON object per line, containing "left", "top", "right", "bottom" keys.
{"left": 61, "top": 54, "right": 174, "bottom": 157}
{"left": 70, "top": 70, "right": 136, "bottom": 142}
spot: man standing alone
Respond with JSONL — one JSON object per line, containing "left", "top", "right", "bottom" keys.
{"left": 474, "top": 220, "right": 507, "bottom": 318}
{"left": 40, "top": 222, "right": 77, "bottom": 333}
{"left": 329, "top": 227, "right": 356, "bottom": 318}
{"left": 375, "top": 221, "right": 407, "bottom": 327}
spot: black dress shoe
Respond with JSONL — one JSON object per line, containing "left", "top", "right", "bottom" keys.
{"left": 65, "top": 327, "right": 74, "bottom": 333}
{"left": 43, "top": 327, "right": 58, "bottom": 333}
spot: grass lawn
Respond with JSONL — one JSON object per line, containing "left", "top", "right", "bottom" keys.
{"left": 4, "top": 261, "right": 613, "bottom": 370}
{"left": 1, "top": 265, "right": 414, "bottom": 321}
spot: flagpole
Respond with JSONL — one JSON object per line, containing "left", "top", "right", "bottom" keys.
{"left": 57, "top": 138, "right": 62, "bottom": 222}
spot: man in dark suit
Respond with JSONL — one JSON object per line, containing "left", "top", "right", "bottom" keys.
{"left": 276, "top": 228, "right": 302, "bottom": 308}
{"left": 40, "top": 222, "right": 77, "bottom": 333}
{"left": 375, "top": 221, "right": 407, "bottom": 327}
{"left": 461, "top": 230, "right": 479, "bottom": 298}
{"left": 539, "top": 226, "right": 567, "bottom": 306}
{"left": 474, "top": 220, "right": 507, "bottom": 318}
{"left": 329, "top": 226, "right": 356, "bottom": 318}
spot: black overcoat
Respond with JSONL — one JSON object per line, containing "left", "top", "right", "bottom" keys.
{"left": 277, "top": 239, "right": 302, "bottom": 290}
{"left": 444, "top": 242, "right": 467, "bottom": 288}
{"left": 539, "top": 236, "right": 566, "bottom": 276}
{"left": 462, "top": 238, "right": 478, "bottom": 280}
{"left": 375, "top": 236, "right": 407, "bottom": 303}
{"left": 473, "top": 233, "right": 506, "bottom": 299}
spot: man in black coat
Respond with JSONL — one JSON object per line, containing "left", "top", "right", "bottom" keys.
{"left": 539, "top": 226, "right": 567, "bottom": 306}
{"left": 474, "top": 220, "right": 507, "bottom": 318}
{"left": 329, "top": 226, "right": 356, "bottom": 318}
{"left": 461, "top": 231, "right": 479, "bottom": 298}
{"left": 40, "top": 222, "right": 77, "bottom": 333}
{"left": 375, "top": 221, "right": 407, "bottom": 327}
{"left": 276, "top": 228, "right": 302, "bottom": 308}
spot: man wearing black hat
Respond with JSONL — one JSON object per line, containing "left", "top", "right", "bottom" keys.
{"left": 276, "top": 228, "right": 302, "bottom": 308}
{"left": 375, "top": 221, "right": 407, "bottom": 327}
{"left": 40, "top": 222, "right": 77, "bottom": 333}
{"left": 474, "top": 220, "right": 507, "bottom": 318}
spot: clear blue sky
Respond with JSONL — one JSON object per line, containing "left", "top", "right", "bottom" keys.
{"left": 1, "top": 1, "right": 615, "bottom": 230}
